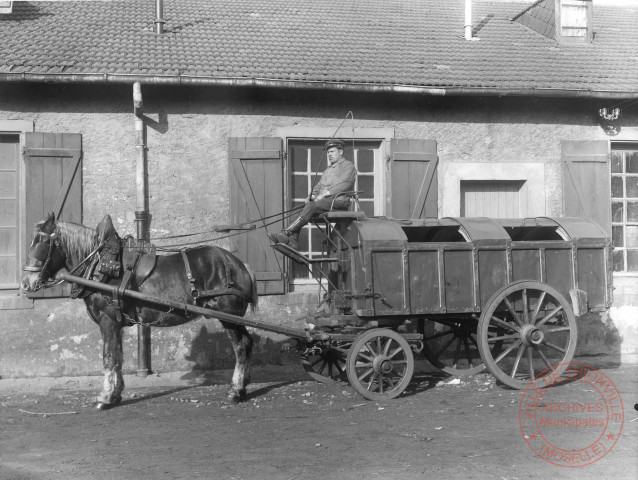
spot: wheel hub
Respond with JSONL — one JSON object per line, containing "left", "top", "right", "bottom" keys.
{"left": 373, "top": 356, "right": 394, "bottom": 374}
{"left": 520, "top": 324, "right": 544, "bottom": 346}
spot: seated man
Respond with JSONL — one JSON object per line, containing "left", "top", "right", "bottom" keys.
{"left": 269, "top": 139, "right": 357, "bottom": 250}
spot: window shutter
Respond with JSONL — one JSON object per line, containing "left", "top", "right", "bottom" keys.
{"left": 24, "top": 132, "right": 82, "bottom": 298}
{"left": 562, "top": 140, "right": 610, "bottom": 235}
{"left": 229, "top": 137, "right": 285, "bottom": 295}
{"left": 390, "top": 139, "right": 438, "bottom": 219}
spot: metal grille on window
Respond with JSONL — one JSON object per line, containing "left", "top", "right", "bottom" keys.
{"left": 611, "top": 147, "right": 638, "bottom": 272}
{"left": 288, "top": 140, "right": 380, "bottom": 283}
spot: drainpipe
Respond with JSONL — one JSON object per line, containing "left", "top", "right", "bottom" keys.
{"left": 133, "top": 82, "right": 152, "bottom": 377}
{"left": 465, "top": 0, "right": 475, "bottom": 40}
{"left": 154, "top": 0, "right": 165, "bottom": 34}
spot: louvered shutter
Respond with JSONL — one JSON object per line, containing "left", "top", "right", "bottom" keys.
{"left": 24, "top": 132, "right": 82, "bottom": 298}
{"left": 390, "top": 139, "right": 438, "bottom": 219}
{"left": 562, "top": 140, "right": 611, "bottom": 235}
{"left": 229, "top": 137, "right": 285, "bottom": 295}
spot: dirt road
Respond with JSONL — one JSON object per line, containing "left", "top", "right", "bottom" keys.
{"left": 1, "top": 357, "right": 636, "bottom": 480}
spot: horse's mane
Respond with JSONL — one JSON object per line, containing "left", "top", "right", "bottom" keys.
{"left": 55, "top": 221, "right": 97, "bottom": 269}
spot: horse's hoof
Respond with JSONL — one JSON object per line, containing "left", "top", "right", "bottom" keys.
{"left": 95, "top": 402, "right": 109, "bottom": 410}
{"left": 227, "top": 390, "right": 246, "bottom": 404}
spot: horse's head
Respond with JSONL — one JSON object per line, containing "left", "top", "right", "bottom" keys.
{"left": 21, "top": 213, "right": 67, "bottom": 292}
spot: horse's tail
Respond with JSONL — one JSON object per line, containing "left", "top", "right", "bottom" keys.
{"left": 246, "top": 265, "right": 259, "bottom": 312}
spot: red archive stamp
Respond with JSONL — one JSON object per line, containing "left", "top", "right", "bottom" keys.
{"left": 518, "top": 362, "right": 624, "bottom": 468}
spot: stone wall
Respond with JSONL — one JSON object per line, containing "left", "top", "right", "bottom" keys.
{"left": 0, "top": 83, "right": 636, "bottom": 377}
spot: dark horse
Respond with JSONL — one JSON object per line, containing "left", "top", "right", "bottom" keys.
{"left": 21, "top": 213, "right": 257, "bottom": 409}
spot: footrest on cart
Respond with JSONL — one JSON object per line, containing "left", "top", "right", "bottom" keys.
{"left": 271, "top": 243, "right": 337, "bottom": 265}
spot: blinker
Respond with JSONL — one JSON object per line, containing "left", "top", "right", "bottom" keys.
{"left": 33, "top": 242, "right": 50, "bottom": 261}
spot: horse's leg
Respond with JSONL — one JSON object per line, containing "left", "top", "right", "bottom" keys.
{"left": 221, "top": 321, "right": 253, "bottom": 403}
{"left": 96, "top": 313, "right": 125, "bottom": 409}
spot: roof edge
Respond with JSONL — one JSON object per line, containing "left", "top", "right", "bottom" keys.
{"left": 1, "top": 72, "right": 637, "bottom": 99}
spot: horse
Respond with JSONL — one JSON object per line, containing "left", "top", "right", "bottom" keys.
{"left": 21, "top": 213, "right": 258, "bottom": 409}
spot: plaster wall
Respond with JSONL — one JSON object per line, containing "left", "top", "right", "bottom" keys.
{"left": 0, "top": 84, "right": 636, "bottom": 377}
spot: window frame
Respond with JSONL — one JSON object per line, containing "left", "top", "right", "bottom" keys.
{"left": 611, "top": 142, "right": 638, "bottom": 277}
{"left": 556, "top": 0, "right": 593, "bottom": 42}
{"left": 0, "top": 120, "right": 34, "bottom": 309}
{"left": 276, "top": 127, "right": 394, "bottom": 290}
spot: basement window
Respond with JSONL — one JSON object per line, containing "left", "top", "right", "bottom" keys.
{"left": 559, "top": 0, "right": 592, "bottom": 40}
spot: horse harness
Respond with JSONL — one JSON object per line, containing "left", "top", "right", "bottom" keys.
{"left": 180, "top": 248, "right": 252, "bottom": 303}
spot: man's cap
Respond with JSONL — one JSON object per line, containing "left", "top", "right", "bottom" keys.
{"left": 324, "top": 139, "right": 345, "bottom": 150}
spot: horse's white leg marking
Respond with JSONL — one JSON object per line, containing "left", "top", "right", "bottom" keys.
{"left": 96, "top": 317, "right": 124, "bottom": 407}
{"left": 223, "top": 323, "right": 253, "bottom": 403}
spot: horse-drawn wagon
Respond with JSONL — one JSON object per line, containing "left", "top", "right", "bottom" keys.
{"left": 281, "top": 213, "right": 612, "bottom": 398}
{"left": 21, "top": 211, "right": 612, "bottom": 406}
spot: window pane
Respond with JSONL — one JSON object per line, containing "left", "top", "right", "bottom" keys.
{"left": 627, "top": 176, "right": 638, "bottom": 198}
{"left": 611, "top": 151, "right": 623, "bottom": 173}
{"left": 290, "top": 146, "right": 308, "bottom": 171}
{"left": 627, "top": 226, "right": 638, "bottom": 248}
{"left": 611, "top": 176, "right": 623, "bottom": 198}
{"left": 357, "top": 176, "right": 374, "bottom": 200}
{"left": 627, "top": 250, "right": 638, "bottom": 272}
{"left": 310, "top": 147, "right": 324, "bottom": 171}
{"left": 613, "top": 250, "right": 624, "bottom": 272}
{"left": 357, "top": 149, "right": 374, "bottom": 173}
{"left": 297, "top": 228, "right": 309, "bottom": 251}
{"left": 310, "top": 227, "right": 326, "bottom": 250}
{"left": 612, "top": 202, "right": 624, "bottom": 222}
{"left": 613, "top": 225, "right": 624, "bottom": 247}
{"left": 291, "top": 262, "right": 307, "bottom": 280}
{"left": 626, "top": 152, "right": 638, "bottom": 174}
{"left": 628, "top": 202, "right": 638, "bottom": 222}
{"left": 360, "top": 201, "right": 375, "bottom": 217}
{"left": 292, "top": 175, "right": 308, "bottom": 199}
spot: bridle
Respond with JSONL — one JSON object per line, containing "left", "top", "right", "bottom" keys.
{"left": 23, "top": 227, "right": 65, "bottom": 291}
{"left": 24, "top": 222, "right": 108, "bottom": 292}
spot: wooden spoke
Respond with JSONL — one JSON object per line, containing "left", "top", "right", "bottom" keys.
{"left": 503, "top": 297, "right": 523, "bottom": 327}
{"left": 534, "top": 345, "right": 553, "bottom": 369}
{"left": 522, "top": 288, "right": 530, "bottom": 324}
{"left": 493, "top": 340, "right": 522, "bottom": 365}
{"left": 536, "top": 306, "right": 564, "bottom": 328}
{"left": 489, "top": 316, "right": 520, "bottom": 333}
{"left": 543, "top": 340, "right": 566, "bottom": 354}
{"left": 543, "top": 326, "right": 572, "bottom": 334}
{"left": 488, "top": 334, "right": 519, "bottom": 343}
{"left": 531, "top": 291, "right": 547, "bottom": 324}
{"left": 511, "top": 344, "right": 525, "bottom": 378}
{"left": 527, "top": 346, "right": 535, "bottom": 380}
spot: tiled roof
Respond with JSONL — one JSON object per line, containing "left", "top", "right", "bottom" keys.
{"left": 0, "top": 0, "right": 637, "bottom": 96}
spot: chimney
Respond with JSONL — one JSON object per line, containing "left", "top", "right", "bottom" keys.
{"left": 154, "top": 0, "right": 165, "bottom": 34}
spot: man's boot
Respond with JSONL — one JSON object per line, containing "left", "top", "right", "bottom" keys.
{"left": 268, "top": 216, "right": 303, "bottom": 248}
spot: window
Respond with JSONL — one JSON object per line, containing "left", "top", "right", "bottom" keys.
{"left": 611, "top": 145, "right": 638, "bottom": 273}
{"left": 559, "top": 0, "right": 592, "bottom": 39}
{"left": 0, "top": 134, "right": 20, "bottom": 291}
{"left": 287, "top": 139, "right": 383, "bottom": 285}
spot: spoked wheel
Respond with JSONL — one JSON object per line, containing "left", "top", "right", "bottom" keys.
{"left": 346, "top": 329, "right": 415, "bottom": 401}
{"left": 478, "top": 280, "right": 577, "bottom": 390}
{"left": 301, "top": 341, "right": 351, "bottom": 383}
{"left": 421, "top": 319, "right": 494, "bottom": 376}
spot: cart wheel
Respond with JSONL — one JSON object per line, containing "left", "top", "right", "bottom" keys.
{"left": 422, "top": 319, "right": 493, "bottom": 377}
{"left": 346, "top": 329, "right": 414, "bottom": 401}
{"left": 478, "top": 281, "right": 577, "bottom": 390}
{"left": 301, "top": 341, "right": 351, "bottom": 383}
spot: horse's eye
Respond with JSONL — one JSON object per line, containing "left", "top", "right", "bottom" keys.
{"left": 33, "top": 242, "right": 49, "bottom": 261}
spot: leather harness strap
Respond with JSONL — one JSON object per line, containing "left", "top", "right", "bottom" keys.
{"left": 180, "top": 248, "right": 250, "bottom": 303}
